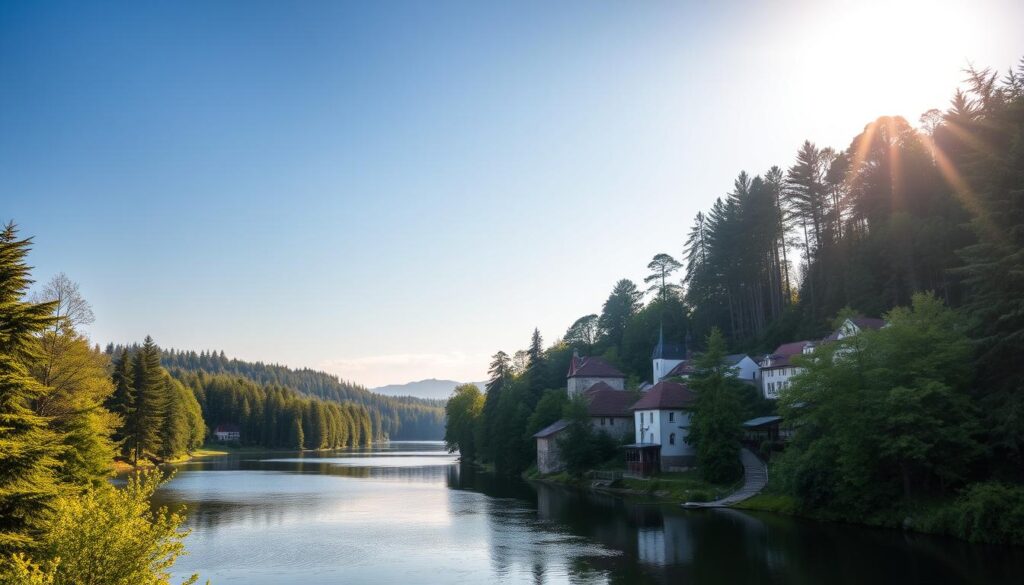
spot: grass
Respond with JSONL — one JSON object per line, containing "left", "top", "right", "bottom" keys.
{"left": 734, "top": 493, "right": 799, "bottom": 514}
{"left": 620, "top": 469, "right": 737, "bottom": 503}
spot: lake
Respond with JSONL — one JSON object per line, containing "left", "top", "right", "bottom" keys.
{"left": 153, "top": 441, "right": 1024, "bottom": 584}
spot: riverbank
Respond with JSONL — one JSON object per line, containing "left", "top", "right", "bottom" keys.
{"left": 525, "top": 467, "right": 738, "bottom": 504}
{"left": 112, "top": 447, "right": 231, "bottom": 472}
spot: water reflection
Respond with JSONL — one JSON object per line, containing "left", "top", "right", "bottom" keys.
{"left": 153, "top": 442, "right": 1024, "bottom": 585}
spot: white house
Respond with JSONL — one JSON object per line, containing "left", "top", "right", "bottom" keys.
{"left": 651, "top": 328, "right": 686, "bottom": 383}
{"left": 213, "top": 423, "right": 241, "bottom": 442}
{"left": 567, "top": 352, "right": 625, "bottom": 397}
{"left": 631, "top": 380, "right": 698, "bottom": 470}
{"left": 663, "top": 353, "right": 759, "bottom": 382}
{"left": 825, "top": 317, "right": 887, "bottom": 341}
{"left": 760, "top": 341, "right": 813, "bottom": 400}
{"left": 725, "top": 354, "right": 760, "bottom": 382}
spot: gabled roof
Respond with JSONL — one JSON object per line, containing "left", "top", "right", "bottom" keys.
{"left": 761, "top": 341, "right": 811, "bottom": 369}
{"left": 631, "top": 380, "right": 697, "bottom": 410}
{"left": 567, "top": 355, "right": 625, "bottom": 379}
{"left": 214, "top": 423, "right": 240, "bottom": 433}
{"left": 666, "top": 354, "right": 752, "bottom": 377}
{"left": 824, "top": 317, "right": 887, "bottom": 341}
{"left": 533, "top": 419, "right": 570, "bottom": 438}
{"left": 583, "top": 382, "right": 636, "bottom": 418}
{"left": 666, "top": 360, "right": 697, "bottom": 377}
{"left": 724, "top": 353, "right": 752, "bottom": 366}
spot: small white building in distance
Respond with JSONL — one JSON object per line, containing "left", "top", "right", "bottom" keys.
{"left": 631, "top": 380, "right": 698, "bottom": 470}
{"left": 213, "top": 423, "right": 240, "bottom": 442}
{"left": 760, "top": 341, "right": 813, "bottom": 400}
{"left": 651, "top": 328, "right": 686, "bottom": 384}
{"left": 566, "top": 352, "right": 625, "bottom": 397}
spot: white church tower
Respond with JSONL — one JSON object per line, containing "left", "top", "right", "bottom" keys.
{"left": 651, "top": 326, "right": 686, "bottom": 384}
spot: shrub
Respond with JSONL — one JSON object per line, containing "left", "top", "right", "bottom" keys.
{"left": 924, "top": 482, "right": 1024, "bottom": 545}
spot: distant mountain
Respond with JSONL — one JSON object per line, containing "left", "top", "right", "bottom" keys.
{"left": 372, "top": 378, "right": 486, "bottom": 401}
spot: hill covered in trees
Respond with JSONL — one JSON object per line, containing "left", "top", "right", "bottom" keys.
{"left": 447, "top": 61, "right": 1024, "bottom": 544}
{"left": 149, "top": 347, "right": 446, "bottom": 440}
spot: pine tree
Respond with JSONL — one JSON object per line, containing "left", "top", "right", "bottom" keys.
{"left": 525, "top": 329, "right": 546, "bottom": 405}
{"left": 0, "top": 223, "right": 64, "bottom": 552}
{"left": 127, "top": 336, "right": 166, "bottom": 464}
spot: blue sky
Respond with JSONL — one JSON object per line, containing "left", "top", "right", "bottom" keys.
{"left": 3, "top": 0, "right": 1022, "bottom": 386}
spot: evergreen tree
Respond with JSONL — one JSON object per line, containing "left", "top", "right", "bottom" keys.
{"left": 126, "top": 337, "right": 166, "bottom": 464}
{"left": 0, "top": 223, "right": 63, "bottom": 552}
{"left": 686, "top": 328, "right": 744, "bottom": 484}
{"left": 525, "top": 328, "right": 546, "bottom": 404}
{"left": 598, "top": 279, "right": 643, "bottom": 352}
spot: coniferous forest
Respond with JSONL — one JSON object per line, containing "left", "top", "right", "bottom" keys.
{"left": 446, "top": 62, "right": 1024, "bottom": 544}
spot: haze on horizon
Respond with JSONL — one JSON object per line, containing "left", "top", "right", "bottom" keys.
{"left": 3, "top": 0, "right": 1023, "bottom": 387}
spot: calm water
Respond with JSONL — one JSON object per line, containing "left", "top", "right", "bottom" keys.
{"left": 153, "top": 442, "right": 1023, "bottom": 584}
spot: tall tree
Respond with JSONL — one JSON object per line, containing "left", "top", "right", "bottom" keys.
{"left": 686, "top": 328, "right": 744, "bottom": 483}
{"left": 126, "top": 337, "right": 167, "bottom": 464}
{"left": 0, "top": 223, "right": 63, "bottom": 552}
{"left": 643, "top": 253, "right": 683, "bottom": 303}
{"left": 598, "top": 279, "right": 643, "bottom": 353}
{"left": 525, "top": 328, "right": 546, "bottom": 404}
{"left": 563, "top": 314, "right": 599, "bottom": 354}
{"left": 444, "top": 384, "right": 484, "bottom": 460}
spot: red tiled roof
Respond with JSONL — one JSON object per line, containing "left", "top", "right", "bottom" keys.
{"left": 567, "top": 355, "right": 625, "bottom": 379}
{"left": 761, "top": 341, "right": 811, "bottom": 368}
{"left": 666, "top": 360, "right": 697, "bottom": 377}
{"left": 630, "top": 380, "right": 697, "bottom": 410}
{"left": 583, "top": 382, "right": 636, "bottom": 417}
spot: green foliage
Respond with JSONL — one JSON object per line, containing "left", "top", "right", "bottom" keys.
{"left": 0, "top": 223, "right": 63, "bottom": 552}
{"left": 778, "top": 294, "right": 985, "bottom": 518}
{"left": 11, "top": 470, "right": 201, "bottom": 585}
{"left": 686, "top": 328, "right": 744, "bottom": 484}
{"left": 556, "top": 395, "right": 618, "bottom": 477}
{"left": 920, "top": 482, "right": 1024, "bottom": 545}
{"left": 444, "top": 384, "right": 483, "bottom": 460}
{"left": 597, "top": 279, "right": 643, "bottom": 353}
{"left": 526, "top": 389, "right": 568, "bottom": 437}
{"left": 155, "top": 347, "right": 444, "bottom": 440}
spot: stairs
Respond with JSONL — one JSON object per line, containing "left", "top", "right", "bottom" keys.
{"left": 682, "top": 448, "right": 767, "bottom": 509}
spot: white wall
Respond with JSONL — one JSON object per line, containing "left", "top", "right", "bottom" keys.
{"left": 568, "top": 376, "right": 624, "bottom": 397}
{"left": 761, "top": 366, "right": 803, "bottom": 399}
{"left": 653, "top": 358, "right": 683, "bottom": 384}
{"left": 730, "top": 357, "right": 760, "bottom": 382}
{"left": 633, "top": 409, "right": 694, "bottom": 458}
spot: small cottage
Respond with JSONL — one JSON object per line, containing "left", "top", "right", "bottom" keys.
{"left": 533, "top": 419, "right": 570, "bottom": 474}
{"left": 213, "top": 423, "right": 241, "bottom": 442}
{"left": 583, "top": 382, "right": 636, "bottom": 438}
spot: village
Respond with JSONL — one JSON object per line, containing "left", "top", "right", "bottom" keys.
{"left": 532, "top": 317, "right": 888, "bottom": 500}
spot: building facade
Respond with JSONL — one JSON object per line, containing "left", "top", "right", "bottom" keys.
{"left": 567, "top": 353, "right": 626, "bottom": 397}
{"left": 631, "top": 380, "right": 698, "bottom": 470}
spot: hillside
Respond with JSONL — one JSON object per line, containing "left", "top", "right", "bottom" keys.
{"left": 372, "top": 378, "right": 485, "bottom": 401}
{"left": 107, "top": 346, "right": 446, "bottom": 440}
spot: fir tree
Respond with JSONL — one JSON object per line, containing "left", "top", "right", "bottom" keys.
{"left": 0, "top": 223, "right": 64, "bottom": 552}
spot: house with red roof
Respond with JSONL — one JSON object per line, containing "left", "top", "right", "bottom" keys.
{"left": 583, "top": 382, "right": 636, "bottom": 438}
{"left": 566, "top": 351, "right": 625, "bottom": 397}
{"left": 629, "top": 380, "right": 698, "bottom": 471}
{"left": 760, "top": 340, "right": 814, "bottom": 400}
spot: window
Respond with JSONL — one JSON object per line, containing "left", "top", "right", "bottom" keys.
{"left": 609, "top": 418, "right": 614, "bottom": 426}
{"left": 649, "top": 433, "right": 654, "bottom": 443}
{"left": 669, "top": 433, "right": 676, "bottom": 445}
{"left": 600, "top": 417, "right": 606, "bottom": 426}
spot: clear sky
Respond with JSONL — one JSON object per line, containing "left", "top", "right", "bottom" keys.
{"left": 3, "top": 0, "right": 1022, "bottom": 387}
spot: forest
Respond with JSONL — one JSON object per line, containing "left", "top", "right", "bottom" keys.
{"left": 158, "top": 349, "right": 445, "bottom": 440}
{"left": 446, "top": 62, "right": 1024, "bottom": 543}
